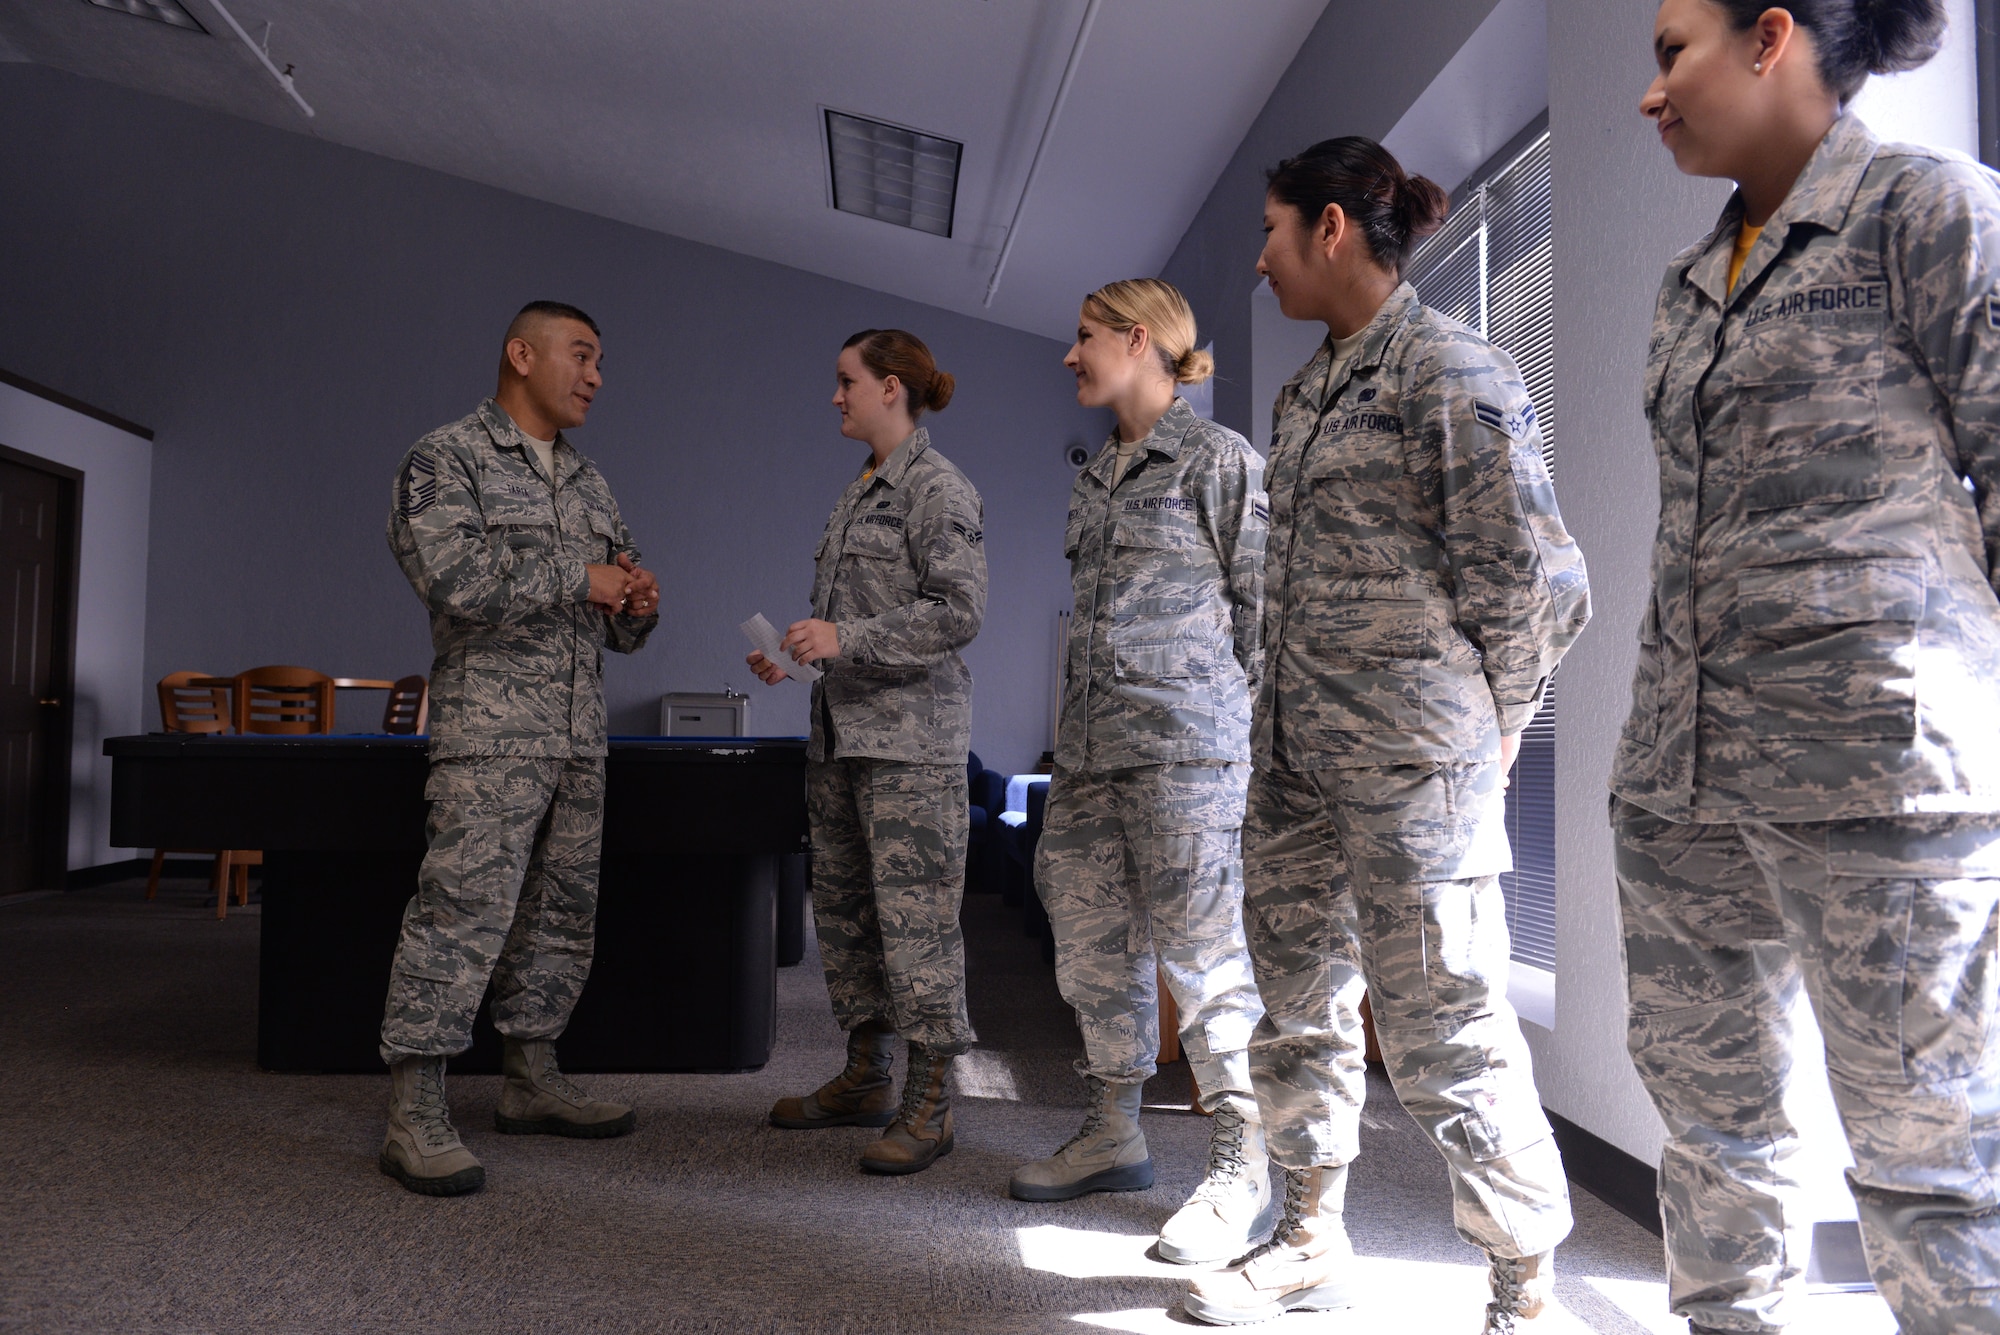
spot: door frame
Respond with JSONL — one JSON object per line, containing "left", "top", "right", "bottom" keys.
{"left": 0, "top": 442, "right": 84, "bottom": 890}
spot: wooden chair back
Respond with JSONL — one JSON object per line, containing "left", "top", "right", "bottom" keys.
{"left": 382, "top": 675, "right": 429, "bottom": 735}
{"left": 232, "top": 665, "right": 335, "bottom": 735}
{"left": 158, "top": 672, "right": 232, "bottom": 734}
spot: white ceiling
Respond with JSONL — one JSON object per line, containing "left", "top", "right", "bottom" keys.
{"left": 0, "top": 0, "right": 1331, "bottom": 340}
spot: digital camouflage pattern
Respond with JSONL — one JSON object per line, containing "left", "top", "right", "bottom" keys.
{"left": 808, "top": 758, "right": 974, "bottom": 1054}
{"left": 1616, "top": 798, "right": 2000, "bottom": 1335}
{"left": 1612, "top": 114, "right": 2000, "bottom": 1335}
{"left": 1255, "top": 285, "right": 1589, "bottom": 770}
{"left": 381, "top": 756, "right": 604, "bottom": 1062}
{"left": 1055, "top": 397, "right": 1267, "bottom": 771}
{"left": 381, "top": 399, "right": 651, "bottom": 1064}
{"left": 807, "top": 429, "right": 986, "bottom": 766}
{"left": 1241, "top": 759, "right": 1571, "bottom": 1259}
{"left": 387, "top": 399, "right": 657, "bottom": 759}
{"left": 1615, "top": 115, "right": 2000, "bottom": 823}
{"left": 1034, "top": 761, "right": 1261, "bottom": 1107}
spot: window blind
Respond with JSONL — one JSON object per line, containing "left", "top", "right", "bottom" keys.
{"left": 1404, "top": 131, "right": 1558, "bottom": 972}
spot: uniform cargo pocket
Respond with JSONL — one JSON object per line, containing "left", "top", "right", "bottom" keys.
{"left": 1296, "top": 591, "right": 1431, "bottom": 665}
{"left": 1622, "top": 599, "right": 1663, "bottom": 747}
{"left": 1737, "top": 559, "right": 1921, "bottom": 740}
{"left": 1738, "top": 375, "right": 1883, "bottom": 511}
{"left": 1115, "top": 641, "right": 1196, "bottom": 683}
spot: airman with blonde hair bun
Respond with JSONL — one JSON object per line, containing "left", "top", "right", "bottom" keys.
{"left": 1010, "top": 277, "right": 1272, "bottom": 1273}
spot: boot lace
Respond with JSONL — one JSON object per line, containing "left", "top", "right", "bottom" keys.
{"left": 1055, "top": 1079, "right": 1115, "bottom": 1155}
{"left": 1484, "top": 1254, "right": 1531, "bottom": 1334}
{"left": 533, "top": 1046, "right": 590, "bottom": 1106}
{"left": 409, "top": 1062, "right": 460, "bottom": 1150}
{"left": 1239, "top": 1166, "right": 1310, "bottom": 1263}
{"left": 1188, "top": 1101, "right": 1249, "bottom": 1204}
{"left": 893, "top": 1047, "right": 938, "bottom": 1128}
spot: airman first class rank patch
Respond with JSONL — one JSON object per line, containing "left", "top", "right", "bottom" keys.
{"left": 1987, "top": 295, "right": 2000, "bottom": 331}
{"left": 402, "top": 453, "right": 438, "bottom": 517}
{"left": 1474, "top": 399, "right": 1536, "bottom": 440}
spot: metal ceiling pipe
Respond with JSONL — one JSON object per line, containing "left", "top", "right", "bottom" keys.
{"left": 201, "top": 0, "right": 315, "bottom": 119}
{"left": 983, "top": 0, "right": 1103, "bottom": 308}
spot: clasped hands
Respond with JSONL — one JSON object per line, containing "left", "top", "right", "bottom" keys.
{"left": 586, "top": 552, "right": 659, "bottom": 617}
{"left": 746, "top": 618, "right": 839, "bottom": 684}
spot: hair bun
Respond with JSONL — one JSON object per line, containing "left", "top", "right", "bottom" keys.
{"left": 1173, "top": 347, "right": 1215, "bottom": 386}
{"left": 927, "top": 370, "right": 956, "bottom": 413}
{"left": 1397, "top": 174, "right": 1450, "bottom": 245}
{"left": 1855, "top": 0, "right": 1946, "bottom": 75}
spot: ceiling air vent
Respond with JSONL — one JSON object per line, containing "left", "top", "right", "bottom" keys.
{"left": 83, "top": 0, "right": 207, "bottom": 31}
{"left": 825, "top": 110, "right": 961, "bottom": 239}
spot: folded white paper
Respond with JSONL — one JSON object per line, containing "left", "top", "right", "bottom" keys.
{"left": 740, "top": 613, "right": 821, "bottom": 683}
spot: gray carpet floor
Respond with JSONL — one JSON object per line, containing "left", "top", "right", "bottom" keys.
{"left": 0, "top": 875, "right": 1810, "bottom": 1333}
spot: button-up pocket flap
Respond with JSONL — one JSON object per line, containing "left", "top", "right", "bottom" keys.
{"left": 1111, "top": 510, "right": 1200, "bottom": 550}
{"left": 843, "top": 518, "right": 907, "bottom": 558}
{"left": 1114, "top": 641, "right": 1195, "bottom": 682}
{"left": 1738, "top": 558, "right": 1923, "bottom": 631}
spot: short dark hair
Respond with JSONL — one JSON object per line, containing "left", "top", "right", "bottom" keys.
{"left": 1708, "top": 0, "right": 1945, "bottom": 101}
{"left": 1265, "top": 136, "right": 1449, "bottom": 275}
{"left": 513, "top": 300, "right": 600, "bottom": 336}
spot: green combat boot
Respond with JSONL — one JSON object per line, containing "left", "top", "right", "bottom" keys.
{"left": 1157, "top": 1093, "right": 1277, "bottom": 1263}
{"left": 1008, "top": 1076, "right": 1153, "bottom": 1202}
{"left": 859, "top": 1043, "right": 954, "bottom": 1175}
{"left": 1484, "top": 1251, "right": 1560, "bottom": 1332}
{"left": 379, "top": 1056, "right": 484, "bottom": 1197}
{"left": 770, "top": 1019, "right": 898, "bottom": 1129}
{"left": 494, "top": 1038, "right": 636, "bottom": 1138}
{"left": 1183, "top": 1164, "right": 1356, "bottom": 1325}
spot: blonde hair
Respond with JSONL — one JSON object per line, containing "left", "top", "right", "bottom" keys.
{"left": 1081, "top": 278, "right": 1213, "bottom": 386}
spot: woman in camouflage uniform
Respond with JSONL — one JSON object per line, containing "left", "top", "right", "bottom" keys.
{"left": 1006, "top": 280, "right": 1273, "bottom": 1267}
{"left": 1622, "top": 3, "right": 2000, "bottom": 1331}
{"left": 1184, "top": 140, "right": 1590, "bottom": 1331}
{"left": 750, "top": 329, "right": 987, "bottom": 1177}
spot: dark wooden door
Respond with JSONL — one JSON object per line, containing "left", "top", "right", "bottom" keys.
{"left": 0, "top": 460, "right": 63, "bottom": 894}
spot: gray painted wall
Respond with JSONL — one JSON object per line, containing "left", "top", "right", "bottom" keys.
{"left": 1157, "top": 0, "right": 1504, "bottom": 438}
{"left": 0, "top": 65, "right": 1102, "bottom": 793}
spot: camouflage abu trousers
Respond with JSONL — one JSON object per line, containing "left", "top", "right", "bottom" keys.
{"left": 1034, "top": 761, "right": 1262, "bottom": 1108}
{"left": 1243, "top": 759, "right": 1573, "bottom": 1259}
{"left": 380, "top": 755, "right": 603, "bottom": 1064}
{"left": 807, "top": 757, "right": 974, "bottom": 1053}
{"left": 1616, "top": 798, "right": 2000, "bottom": 1335}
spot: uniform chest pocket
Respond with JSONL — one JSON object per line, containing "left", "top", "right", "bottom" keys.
{"left": 843, "top": 516, "right": 909, "bottom": 559}
{"left": 1735, "top": 375, "right": 1883, "bottom": 511}
{"left": 1303, "top": 439, "right": 1402, "bottom": 485}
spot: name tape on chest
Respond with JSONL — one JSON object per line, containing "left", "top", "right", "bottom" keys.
{"left": 1742, "top": 282, "right": 1886, "bottom": 331}
{"left": 402, "top": 453, "right": 439, "bottom": 518}
{"left": 1332, "top": 410, "right": 1405, "bottom": 435}
{"left": 855, "top": 512, "right": 905, "bottom": 530}
{"left": 1472, "top": 399, "right": 1536, "bottom": 441}
{"left": 1121, "top": 496, "right": 1196, "bottom": 513}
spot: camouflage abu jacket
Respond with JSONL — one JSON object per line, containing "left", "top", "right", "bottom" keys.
{"left": 1255, "top": 284, "right": 1590, "bottom": 770}
{"left": 1056, "top": 397, "right": 1267, "bottom": 771}
{"left": 387, "top": 399, "right": 656, "bottom": 759}
{"left": 1614, "top": 115, "right": 2000, "bottom": 822}
{"left": 808, "top": 428, "right": 987, "bottom": 765}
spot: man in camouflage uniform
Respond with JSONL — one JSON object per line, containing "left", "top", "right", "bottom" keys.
{"left": 760, "top": 412, "right": 987, "bottom": 1177}
{"left": 1188, "top": 284, "right": 1590, "bottom": 1326}
{"left": 1008, "top": 394, "right": 1274, "bottom": 1267}
{"left": 1616, "top": 114, "right": 2000, "bottom": 1334}
{"left": 378, "top": 301, "right": 657, "bottom": 1197}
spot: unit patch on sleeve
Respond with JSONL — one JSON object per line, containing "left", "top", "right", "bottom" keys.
{"left": 402, "top": 452, "right": 439, "bottom": 518}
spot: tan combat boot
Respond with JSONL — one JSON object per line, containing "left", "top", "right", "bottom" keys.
{"left": 769, "top": 1019, "right": 898, "bottom": 1129}
{"left": 494, "top": 1038, "right": 636, "bottom": 1138}
{"left": 1183, "top": 1164, "right": 1356, "bottom": 1325}
{"left": 859, "top": 1043, "right": 954, "bottom": 1175}
{"left": 1485, "top": 1250, "right": 1562, "bottom": 1332}
{"left": 1009, "top": 1075, "right": 1153, "bottom": 1201}
{"left": 1158, "top": 1093, "right": 1277, "bottom": 1264}
{"left": 379, "top": 1056, "right": 485, "bottom": 1196}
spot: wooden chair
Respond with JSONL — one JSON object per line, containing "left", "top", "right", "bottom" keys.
{"left": 232, "top": 665, "right": 336, "bottom": 735}
{"left": 148, "top": 673, "right": 236, "bottom": 912}
{"left": 381, "top": 675, "right": 429, "bottom": 734}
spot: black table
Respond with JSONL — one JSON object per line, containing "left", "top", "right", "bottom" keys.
{"left": 106, "top": 734, "right": 808, "bottom": 1074}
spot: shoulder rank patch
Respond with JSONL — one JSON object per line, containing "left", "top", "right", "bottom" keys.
{"left": 951, "top": 520, "right": 983, "bottom": 545}
{"left": 1473, "top": 399, "right": 1536, "bottom": 440}
{"left": 1986, "top": 295, "right": 2000, "bottom": 331}
{"left": 402, "top": 452, "right": 438, "bottom": 518}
